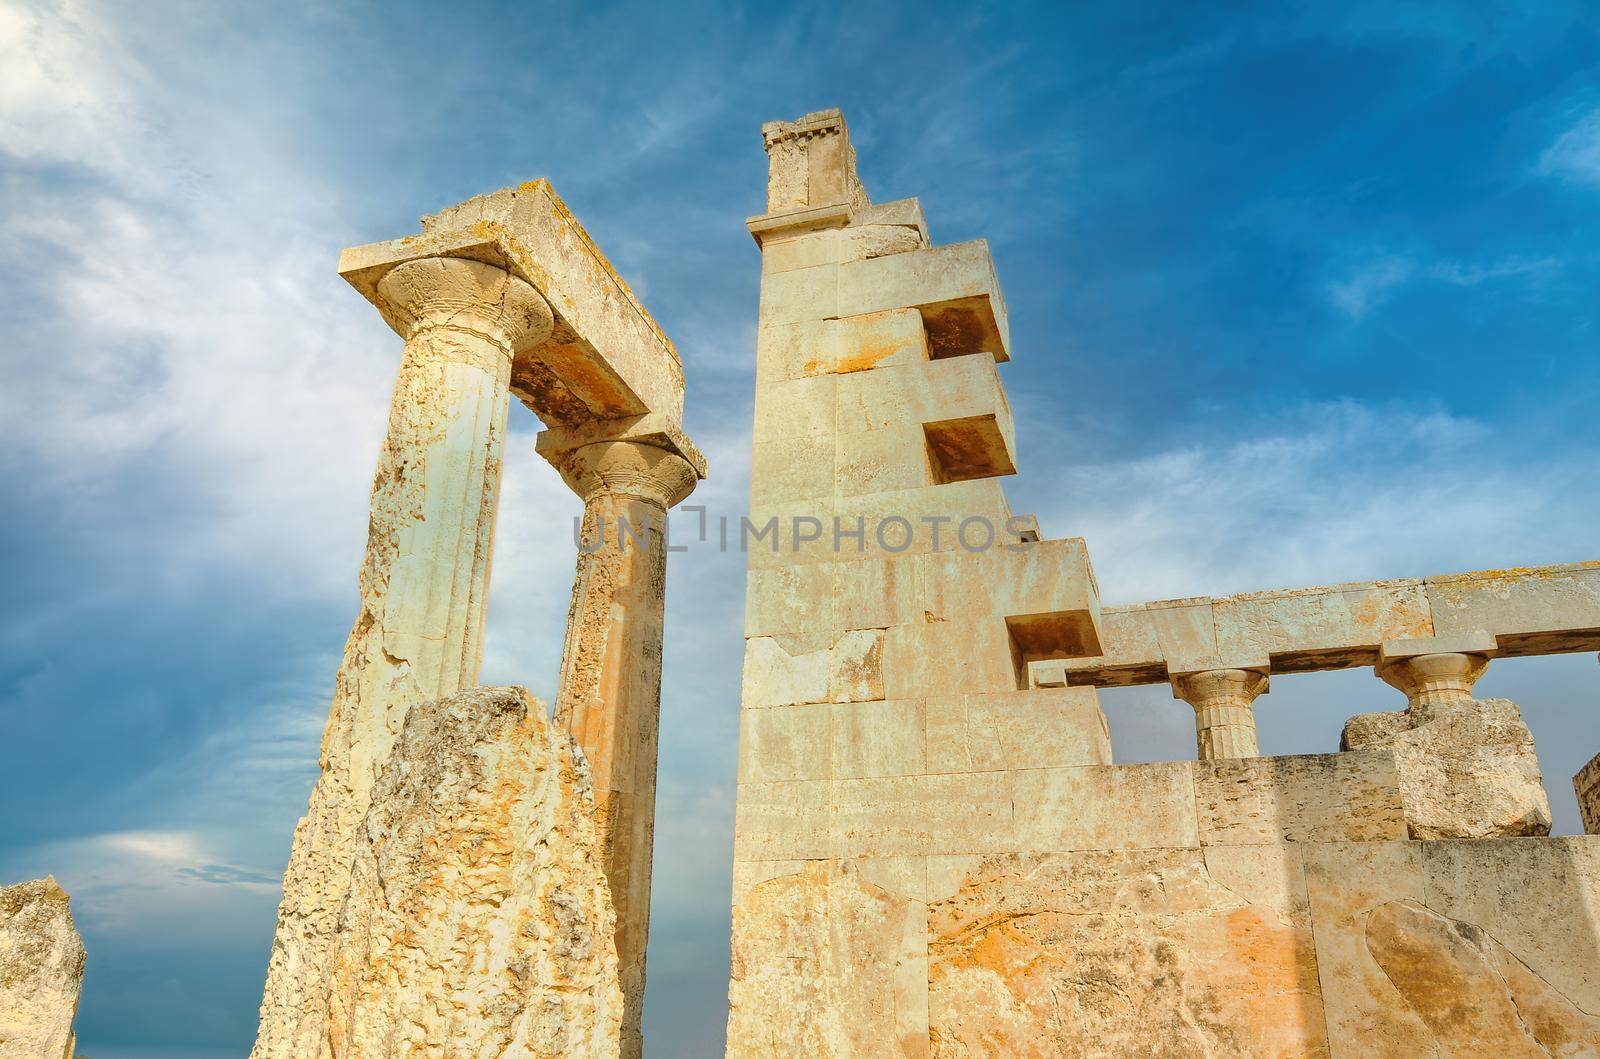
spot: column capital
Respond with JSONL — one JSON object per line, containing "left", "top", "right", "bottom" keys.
{"left": 552, "top": 438, "right": 699, "bottom": 509}
{"left": 1171, "top": 668, "right": 1269, "bottom": 761}
{"left": 374, "top": 256, "right": 554, "bottom": 355}
{"left": 1376, "top": 651, "right": 1488, "bottom": 721}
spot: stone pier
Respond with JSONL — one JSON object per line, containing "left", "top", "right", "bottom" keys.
{"left": 256, "top": 181, "right": 702, "bottom": 1059}
{"left": 727, "top": 108, "right": 1600, "bottom": 1058}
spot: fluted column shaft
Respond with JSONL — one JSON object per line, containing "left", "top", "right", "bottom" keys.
{"left": 253, "top": 257, "right": 552, "bottom": 1059}
{"left": 552, "top": 439, "right": 697, "bottom": 1059}
{"left": 1171, "top": 669, "right": 1270, "bottom": 761}
{"left": 1376, "top": 651, "right": 1489, "bottom": 724}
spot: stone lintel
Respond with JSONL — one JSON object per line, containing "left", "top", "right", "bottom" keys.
{"left": 1057, "top": 561, "right": 1600, "bottom": 687}
{"left": 340, "top": 179, "right": 686, "bottom": 431}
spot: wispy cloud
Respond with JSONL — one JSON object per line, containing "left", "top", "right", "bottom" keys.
{"left": 1538, "top": 106, "right": 1600, "bottom": 188}
{"left": 1327, "top": 254, "right": 1560, "bottom": 319}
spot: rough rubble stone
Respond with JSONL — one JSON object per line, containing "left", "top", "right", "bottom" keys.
{"left": 311, "top": 686, "right": 621, "bottom": 1058}
{"left": 0, "top": 877, "right": 85, "bottom": 1059}
{"left": 1341, "top": 698, "right": 1552, "bottom": 840}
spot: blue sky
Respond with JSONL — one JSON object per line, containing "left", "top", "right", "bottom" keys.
{"left": 1, "top": 2, "right": 1597, "bottom": 1056}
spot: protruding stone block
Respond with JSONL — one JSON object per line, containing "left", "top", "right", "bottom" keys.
{"left": 320, "top": 686, "right": 621, "bottom": 1058}
{"left": 1577, "top": 750, "right": 1600, "bottom": 835}
{"left": 0, "top": 877, "right": 84, "bottom": 1059}
{"left": 1342, "top": 698, "right": 1553, "bottom": 839}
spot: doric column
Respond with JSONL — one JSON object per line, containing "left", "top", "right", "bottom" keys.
{"left": 252, "top": 256, "right": 553, "bottom": 1059}
{"left": 550, "top": 438, "right": 697, "bottom": 1059}
{"left": 1171, "top": 669, "right": 1270, "bottom": 761}
{"left": 1376, "top": 652, "right": 1489, "bottom": 724}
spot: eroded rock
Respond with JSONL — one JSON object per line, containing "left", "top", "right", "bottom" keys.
{"left": 319, "top": 685, "right": 621, "bottom": 1058}
{"left": 1341, "top": 697, "right": 1552, "bottom": 839}
{"left": 0, "top": 877, "right": 85, "bottom": 1059}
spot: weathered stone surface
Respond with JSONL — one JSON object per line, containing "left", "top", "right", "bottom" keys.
{"left": 1306, "top": 838, "right": 1600, "bottom": 1059}
{"left": 0, "top": 877, "right": 84, "bottom": 1059}
{"left": 727, "top": 862, "right": 926, "bottom": 1058}
{"left": 1342, "top": 698, "right": 1553, "bottom": 839}
{"left": 255, "top": 256, "right": 547, "bottom": 1059}
{"left": 1195, "top": 752, "right": 1407, "bottom": 845}
{"left": 926, "top": 849, "right": 1328, "bottom": 1057}
{"left": 322, "top": 686, "right": 621, "bottom": 1058}
{"left": 1577, "top": 750, "right": 1600, "bottom": 836}
{"left": 1062, "top": 563, "right": 1600, "bottom": 687}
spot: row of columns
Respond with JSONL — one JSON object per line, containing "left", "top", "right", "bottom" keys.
{"left": 364, "top": 255, "right": 694, "bottom": 1059}
{"left": 1170, "top": 651, "right": 1490, "bottom": 761}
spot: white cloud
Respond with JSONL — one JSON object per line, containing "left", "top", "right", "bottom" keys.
{"left": 1538, "top": 106, "right": 1600, "bottom": 188}
{"left": 1037, "top": 399, "right": 1592, "bottom": 603}
{"left": 1327, "top": 254, "right": 1560, "bottom": 320}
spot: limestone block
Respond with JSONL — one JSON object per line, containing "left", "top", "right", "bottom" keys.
{"left": 926, "top": 848, "right": 1327, "bottom": 1058}
{"left": 1059, "top": 603, "right": 1166, "bottom": 684}
{"left": 835, "top": 422, "right": 936, "bottom": 497}
{"left": 0, "top": 877, "right": 84, "bottom": 1059}
{"left": 1194, "top": 752, "right": 1407, "bottom": 846}
{"left": 921, "top": 539, "right": 1101, "bottom": 658}
{"left": 732, "top": 779, "right": 834, "bottom": 861}
{"left": 730, "top": 860, "right": 805, "bottom": 904}
{"left": 1305, "top": 838, "right": 1600, "bottom": 1058}
{"left": 1427, "top": 561, "right": 1600, "bottom": 651}
{"left": 835, "top": 556, "right": 928, "bottom": 632}
{"left": 833, "top": 308, "right": 930, "bottom": 374}
{"left": 833, "top": 772, "right": 1018, "bottom": 857}
{"left": 834, "top": 241, "right": 1009, "bottom": 361}
{"left": 742, "top": 497, "right": 836, "bottom": 570}
{"left": 832, "top": 699, "right": 926, "bottom": 779}
{"left": 830, "top": 479, "right": 1015, "bottom": 564}
{"left": 754, "top": 320, "right": 838, "bottom": 385}
{"left": 1421, "top": 837, "right": 1600, "bottom": 1015}
{"left": 727, "top": 862, "right": 926, "bottom": 1059}
{"left": 856, "top": 198, "right": 930, "bottom": 245}
{"left": 758, "top": 264, "right": 840, "bottom": 325}
{"left": 750, "top": 434, "right": 832, "bottom": 505}
{"left": 744, "top": 563, "right": 834, "bottom": 638}
{"left": 1577, "top": 751, "right": 1600, "bottom": 835}
{"left": 1303, "top": 841, "right": 1434, "bottom": 1057}
{"left": 758, "top": 109, "right": 871, "bottom": 215}
{"left": 753, "top": 372, "right": 836, "bottom": 440}
{"left": 738, "top": 704, "right": 832, "bottom": 783}
{"left": 834, "top": 356, "right": 1012, "bottom": 438}
{"left": 1212, "top": 579, "right": 1432, "bottom": 671}
{"left": 883, "top": 618, "right": 1020, "bottom": 699}
{"left": 741, "top": 630, "right": 884, "bottom": 709}
{"left": 925, "top": 688, "right": 1112, "bottom": 774}
{"left": 745, "top": 557, "right": 925, "bottom": 639}
{"left": 318, "top": 686, "right": 621, "bottom": 1059}
{"left": 1341, "top": 698, "right": 1553, "bottom": 839}
{"left": 1012, "top": 762, "right": 1199, "bottom": 852}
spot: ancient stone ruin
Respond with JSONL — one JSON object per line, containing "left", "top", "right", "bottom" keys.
{"left": 250, "top": 107, "right": 1600, "bottom": 1058}
{"left": 253, "top": 182, "right": 702, "bottom": 1059}
{"left": 728, "top": 108, "right": 1600, "bottom": 1056}
{"left": 0, "top": 877, "right": 85, "bottom": 1059}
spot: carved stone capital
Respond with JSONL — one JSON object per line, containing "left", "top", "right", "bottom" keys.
{"left": 375, "top": 256, "right": 553, "bottom": 355}
{"left": 1376, "top": 651, "right": 1489, "bottom": 722}
{"left": 554, "top": 439, "right": 698, "bottom": 509}
{"left": 1171, "top": 668, "right": 1269, "bottom": 761}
